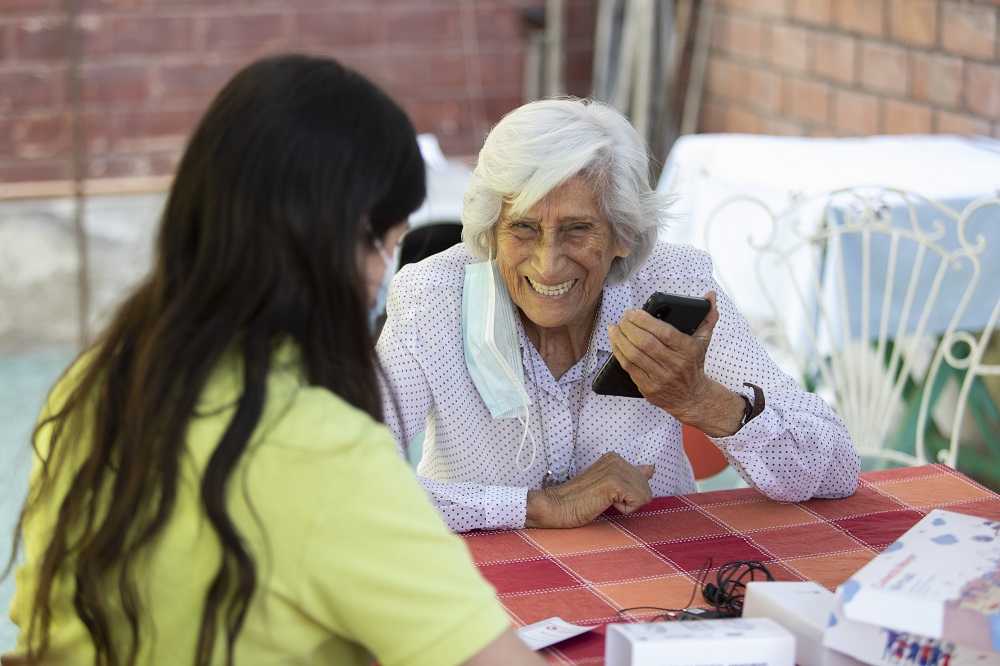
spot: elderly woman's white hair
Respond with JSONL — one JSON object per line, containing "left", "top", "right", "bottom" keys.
{"left": 461, "top": 97, "right": 671, "bottom": 283}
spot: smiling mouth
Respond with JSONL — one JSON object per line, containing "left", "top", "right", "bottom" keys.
{"left": 527, "top": 277, "right": 576, "bottom": 296}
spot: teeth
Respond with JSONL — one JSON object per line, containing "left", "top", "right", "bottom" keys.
{"left": 527, "top": 277, "right": 575, "bottom": 296}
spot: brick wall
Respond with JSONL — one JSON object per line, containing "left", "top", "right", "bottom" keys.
{"left": 701, "top": 0, "right": 1000, "bottom": 138}
{"left": 0, "top": 0, "right": 596, "bottom": 189}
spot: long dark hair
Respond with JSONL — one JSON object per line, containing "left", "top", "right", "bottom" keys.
{"left": 8, "top": 53, "right": 425, "bottom": 665}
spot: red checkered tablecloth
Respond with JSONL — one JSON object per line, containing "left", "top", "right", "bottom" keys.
{"left": 461, "top": 464, "right": 1000, "bottom": 665}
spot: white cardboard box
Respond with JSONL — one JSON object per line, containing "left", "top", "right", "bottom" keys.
{"left": 604, "top": 617, "right": 795, "bottom": 666}
{"left": 835, "top": 509, "right": 1000, "bottom": 652}
{"left": 743, "top": 581, "right": 864, "bottom": 666}
{"left": 824, "top": 587, "right": 1000, "bottom": 666}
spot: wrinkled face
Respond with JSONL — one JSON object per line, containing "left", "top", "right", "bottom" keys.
{"left": 496, "top": 175, "right": 628, "bottom": 333}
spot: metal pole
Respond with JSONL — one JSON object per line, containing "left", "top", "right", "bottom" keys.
{"left": 544, "top": 0, "right": 565, "bottom": 96}
{"left": 65, "top": 0, "right": 90, "bottom": 348}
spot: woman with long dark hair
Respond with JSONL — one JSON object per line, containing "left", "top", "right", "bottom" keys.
{"left": 3, "top": 54, "right": 542, "bottom": 666}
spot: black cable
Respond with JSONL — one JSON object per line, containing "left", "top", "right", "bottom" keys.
{"left": 615, "top": 558, "right": 774, "bottom": 622}
{"left": 702, "top": 559, "right": 774, "bottom": 617}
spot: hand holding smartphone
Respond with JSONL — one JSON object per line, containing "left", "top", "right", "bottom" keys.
{"left": 591, "top": 292, "right": 711, "bottom": 398}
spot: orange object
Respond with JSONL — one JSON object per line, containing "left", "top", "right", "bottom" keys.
{"left": 682, "top": 424, "right": 729, "bottom": 480}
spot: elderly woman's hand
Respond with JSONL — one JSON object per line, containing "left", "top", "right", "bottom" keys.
{"left": 608, "top": 291, "right": 746, "bottom": 437}
{"left": 524, "top": 452, "right": 654, "bottom": 529}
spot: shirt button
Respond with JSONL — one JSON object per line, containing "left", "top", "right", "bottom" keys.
{"left": 729, "top": 443, "right": 743, "bottom": 453}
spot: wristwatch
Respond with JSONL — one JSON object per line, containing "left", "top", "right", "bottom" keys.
{"left": 739, "top": 382, "right": 765, "bottom": 428}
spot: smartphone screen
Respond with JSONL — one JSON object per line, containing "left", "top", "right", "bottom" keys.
{"left": 591, "top": 292, "right": 710, "bottom": 398}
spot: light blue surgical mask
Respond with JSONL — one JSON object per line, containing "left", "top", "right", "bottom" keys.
{"left": 462, "top": 257, "right": 538, "bottom": 471}
{"left": 369, "top": 237, "right": 395, "bottom": 334}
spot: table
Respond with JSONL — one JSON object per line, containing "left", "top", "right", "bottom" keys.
{"left": 462, "top": 464, "right": 1000, "bottom": 665}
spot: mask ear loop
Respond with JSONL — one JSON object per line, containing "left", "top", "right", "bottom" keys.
{"left": 514, "top": 410, "right": 537, "bottom": 472}
{"left": 485, "top": 247, "right": 538, "bottom": 473}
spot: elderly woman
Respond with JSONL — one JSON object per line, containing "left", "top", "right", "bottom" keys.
{"left": 376, "top": 98, "right": 860, "bottom": 533}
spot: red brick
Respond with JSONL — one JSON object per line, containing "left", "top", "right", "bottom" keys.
{"left": 384, "top": 7, "right": 463, "bottom": 45}
{"left": 725, "top": 105, "right": 762, "bottom": 133}
{"left": 1, "top": 0, "right": 61, "bottom": 12}
{"left": 763, "top": 116, "right": 806, "bottom": 136}
{"left": 404, "top": 97, "right": 471, "bottom": 140}
{"left": 149, "top": 150, "right": 181, "bottom": 177}
{"left": 833, "top": 88, "right": 880, "bottom": 135}
{"left": 0, "top": 157, "right": 70, "bottom": 183}
{"left": 716, "top": 12, "right": 764, "bottom": 60}
{"left": 296, "top": 9, "right": 377, "bottom": 48}
{"left": 910, "top": 52, "right": 963, "bottom": 109}
{"left": 204, "top": 13, "right": 286, "bottom": 53}
{"left": 0, "top": 23, "right": 10, "bottom": 61}
{"left": 766, "top": 23, "right": 809, "bottom": 72}
{"left": 787, "top": 76, "right": 829, "bottom": 125}
{"left": 474, "top": 5, "right": 523, "bottom": 42}
{"left": 834, "top": 0, "right": 886, "bottom": 37}
{"left": 710, "top": 9, "right": 730, "bottom": 52}
{"left": 481, "top": 94, "right": 522, "bottom": 128}
{"left": 11, "top": 112, "right": 70, "bottom": 158}
{"left": 746, "top": 67, "right": 783, "bottom": 113}
{"left": 859, "top": 40, "right": 908, "bottom": 95}
{"left": 13, "top": 18, "right": 66, "bottom": 60}
{"left": 889, "top": 0, "right": 936, "bottom": 47}
{"left": 883, "top": 99, "right": 932, "bottom": 134}
{"left": 156, "top": 61, "right": 241, "bottom": 100}
{"left": 706, "top": 57, "right": 737, "bottom": 101}
{"left": 86, "top": 153, "right": 153, "bottom": 179}
{"left": 81, "top": 63, "right": 148, "bottom": 103}
{"left": 967, "top": 63, "right": 1000, "bottom": 117}
{"left": 399, "top": 51, "right": 470, "bottom": 93}
{"left": 470, "top": 45, "right": 524, "bottom": 89}
{"left": 792, "top": 0, "right": 834, "bottom": 26}
{"left": 77, "top": 15, "right": 106, "bottom": 58}
{"left": 811, "top": 31, "right": 855, "bottom": 84}
{"left": 564, "top": 0, "right": 597, "bottom": 41}
{"left": 0, "top": 67, "right": 66, "bottom": 108}
{"left": 80, "top": 0, "right": 142, "bottom": 10}
{"left": 563, "top": 46, "right": 594, "bottom": 94}
{"left": 114, "top": 107, "right": 200, "bottom": 149}
{"left": 0, "top": 116, "right": 13, "bottom": 156}
{"left": 698, "top": 101, "right": 727, "bottom": 133}
{"left": 935, "top": 110, "right": 992, "bottom": 136}
{"left": 103, "top": 15, "right": 196, "bottom": 56}
{"left": 719, "top": 0, "right": 789, "bottom": 18}
{"left": 750, "top": 0, "right": 790, "bottom": 19}
{"left": 716, "top": 0, "right": 752, "bottom": 11}
{"left": 941, "top": 1, "right": 997, "bottom": 61}
{"left": 83, "top": 111, "right": 113, "bottom": 153}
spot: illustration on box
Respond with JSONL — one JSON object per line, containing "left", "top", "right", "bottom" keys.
{"left": 825, "top": 509, "right": 1000, "bottom": 665}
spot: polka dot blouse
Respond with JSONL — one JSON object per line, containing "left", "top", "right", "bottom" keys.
{"left": 375, "top": 242, "right": 861, "bottom": 532}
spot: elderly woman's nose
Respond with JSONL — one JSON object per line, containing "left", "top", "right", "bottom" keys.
{"left": 532, "top": 235, "right": 567, "bottom": 274}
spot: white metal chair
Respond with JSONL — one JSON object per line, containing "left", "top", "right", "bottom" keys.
{"left": 703, "top": 187, "right": 1000, "bottom": 474}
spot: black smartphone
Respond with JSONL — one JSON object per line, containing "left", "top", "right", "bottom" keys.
{"left": 591, "top": 292, "right": 711, "bottom": 398}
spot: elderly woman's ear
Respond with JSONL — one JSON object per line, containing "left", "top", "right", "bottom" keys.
{"left": 613, "top": 237, "right": 631, "bottom": 260}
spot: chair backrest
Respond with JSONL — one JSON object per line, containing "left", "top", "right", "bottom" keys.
{"left": 703, "top": 187, "right": 1000, "bottom": 471}
{"left": 681, "top": 424, "right": 730, "bottom": 480}
{"left": 398, "top": 221, "right": 463, "bottom": 270}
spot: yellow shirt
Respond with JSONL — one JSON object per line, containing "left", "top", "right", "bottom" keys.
{"left": 5, "top": 343, "right": 510, "bottom": 665}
